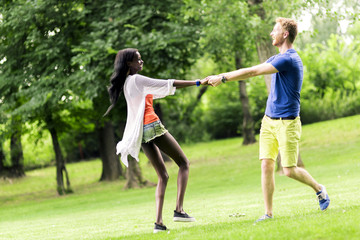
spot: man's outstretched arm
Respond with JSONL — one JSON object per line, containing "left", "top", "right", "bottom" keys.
{"left": 207, "top": 63, "right": 278, "bottom": 87}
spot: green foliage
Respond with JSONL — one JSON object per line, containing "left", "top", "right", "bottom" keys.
{"left": 183, "top": 0, "right": 253, "bottom": 69}
{"left": 71, "top": 0, "right": 201, "bottom": 110}
{"left": 1, "top": 0, "right": 202, "bottom": 165}
{"left": 247, "top": 76, "right": 268, "bottom": 131}
{"left": 203, "top": 82, "right": 243, "bottom": 139}
{"left": 161, "top": 83, "right": 243, "bottom": 142}
{"left": 299, "top": 32, "right": 360, "bottom": 124}
{"left": 68, "top": 1, "right": 203, "bottom": 161}
{"left": 347, "top": 21, "right": 360, "bottom": 40}
{"left": 0, "top": 0, "right": 87, "bottom": 136}
{"left": 302, "top": 0, "right": 360, "bottom": 22}
{"left": 18, "top": 125, "right": 54, "bottom": 169}
{"left": 301, "top": 90, "right": 360, "bottom": 124}
{"left": 157, "top": 88, "right": 206, "bottom": 143}
{"left": 1, "top": 0, "right": 360, "bottom": 169}
{"left": 160, "top": 56, "right": 216, "bottom": 143}
{"left": 301, "top": 34, "right": 360, "bottom": 97}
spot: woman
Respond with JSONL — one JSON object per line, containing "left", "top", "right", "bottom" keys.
{"left": 105, "top": 48, "right": 207, "bottom": 233}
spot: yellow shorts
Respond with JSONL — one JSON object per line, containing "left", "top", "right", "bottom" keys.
{"left": 259, "top": 115, "right": 301, "bottom": 167}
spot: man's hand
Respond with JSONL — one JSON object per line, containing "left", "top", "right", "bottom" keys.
{"left": 206, "top": 75, "right": 222, "bottom": 87}
{"left": 200, "top": 78, "right": 209, "bottom": 85}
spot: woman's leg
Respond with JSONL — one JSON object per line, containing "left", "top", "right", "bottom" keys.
{"left": 141, "top": 142, "right": 169, "bottom": 225}
{"left": 152, "top": 132, "right": 190, "bottom": 213}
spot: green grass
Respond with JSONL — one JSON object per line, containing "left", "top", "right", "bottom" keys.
{"left": 1, "top": 115, "right": 360, "bottom": 240}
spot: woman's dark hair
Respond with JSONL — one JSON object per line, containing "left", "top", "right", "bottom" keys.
{"left": 103, "top": 48, "right": 138, "bottom": 116}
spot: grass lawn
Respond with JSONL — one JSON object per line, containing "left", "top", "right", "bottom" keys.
{"left": 0, "top": 115, "right": 359, "bottom": 240}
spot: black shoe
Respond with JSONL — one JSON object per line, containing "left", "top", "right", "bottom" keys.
{"left": 153, "top": 223, "right": 167, "bottom": 233}
{"left": 173, "top": 210, "right": 196, "bottom": 222}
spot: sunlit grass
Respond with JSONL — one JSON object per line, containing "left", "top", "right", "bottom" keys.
{"left": 0, "top": 115, "right": 359, "bottom": 239}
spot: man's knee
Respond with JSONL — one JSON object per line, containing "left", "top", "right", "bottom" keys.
{"left": 261, "top": 159, "right": 275, "bottom": 173}
{"left": 283, "top": 167, "right": 295, "bottom": 178}
{"left": 261, "top": 158, "right": 275, "bottom": 170}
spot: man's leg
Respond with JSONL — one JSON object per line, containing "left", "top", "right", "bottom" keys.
{"left": 279, "top": 118, "right": 321, "bottom": 192}
{"left": 257, "top": 116, "right": 278, "bottom": 221}
{"left": 282, "top": 166, "right": 330, "bottom": 210}
{"left": 282, "top": 166, "right": 321, "bottom": 192}
{"left": 280, "top": 118, "right": 330, "bottom": 210}
{"left": 261, "top": 159, "right": 276, "bottom": 217}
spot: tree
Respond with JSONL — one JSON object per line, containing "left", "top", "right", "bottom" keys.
{"left": 98, "top": 120, "right": 123, "bottom": 181}
{"left": 0, "top": 143, "right": 4, "bottom": 173}
{"left": 71, "top": 0, "right": 201, "bottom": 187}
{"left": 0, "top": 0, "right": 29, "bottom": 178}
{"left": 0, "top": 0, "right": 86, "bottom": 193}
{"left": 235, "top": 55, "right": 256, "bottom": 144}
{"left": 183, "top": 0, "right": 257, "bottom": 145}
{"left": 247, "top": 0, "right": 277, "bottom": 93}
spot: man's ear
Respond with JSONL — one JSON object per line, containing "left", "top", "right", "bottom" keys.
{"left": 283, "top": 31, "right": 289, "bottom": 39}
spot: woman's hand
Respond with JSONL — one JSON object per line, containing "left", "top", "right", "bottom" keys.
{"left": 206, "top": 75, "right": 222, "bottom": 87}
{"left": 200, "top": 78, "right": 209, "bottom": 85}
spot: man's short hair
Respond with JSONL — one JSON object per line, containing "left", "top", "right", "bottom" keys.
{"left": 276, "top": 17, "right": 298, "bottom": 43}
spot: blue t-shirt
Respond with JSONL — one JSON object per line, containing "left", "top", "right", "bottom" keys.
{"left": 265, "top": 49, "right": 303, "bottom": 118}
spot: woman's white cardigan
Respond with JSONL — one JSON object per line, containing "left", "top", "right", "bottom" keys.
{"left": 116, "top": 74, "right": 176, "bottom": 167}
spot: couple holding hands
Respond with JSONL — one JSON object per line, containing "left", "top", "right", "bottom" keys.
{"left": 105, "top": 17, "right": 330, "bottom": 233}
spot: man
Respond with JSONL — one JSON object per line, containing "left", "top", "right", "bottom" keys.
{"left": 206, "top": 17, "right": 330, "bottom": 222}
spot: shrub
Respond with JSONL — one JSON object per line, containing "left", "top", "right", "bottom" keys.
{"left": 301, "top": 90, "right": 360, "bottom": 124}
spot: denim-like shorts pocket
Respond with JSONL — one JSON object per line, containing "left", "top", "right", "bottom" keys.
{"left": 142, "top": 120, "right": 168, "bottom": 143}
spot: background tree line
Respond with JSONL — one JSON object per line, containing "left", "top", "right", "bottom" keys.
{"left": 1, "top": 0, "right": 359, "bottom": 193}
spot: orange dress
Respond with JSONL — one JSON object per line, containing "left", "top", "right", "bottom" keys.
{"left": 143, "top": 94, "right": 160, "bottom": 125}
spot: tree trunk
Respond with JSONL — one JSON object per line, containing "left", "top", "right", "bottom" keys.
{"left": 256, "top": 39, "right": 277, "bottom": 93}
{"left": 98, "top": 120, "right": 123, "bottom": 181}
{"left": 248, "top": 0, "right": 277, "bottom": 94}
{"left": 0, "top": 142, "right": 5, "bottom": 173}
{"left": 48, "top": 126, "right": 72, "bottom": 195}
{"left": 235, "top": 53, "right": 256, "bottom": 145}
{"left": 125, "top": 156, "right": 155, "bottom": 189}
{"left": 118, "top": 114, "right": 154, "bottom": 189}
{"left": 10, "top": 117, "right": 25, "bottom": 177}
{"left": 253, "top": 22, "right": 275, "bottom": 93}
{"left": 78, "top": 142, "right": 84, "bottom": 160}
{"left": 117, "top": 117, "right": 154, "bottom": 189}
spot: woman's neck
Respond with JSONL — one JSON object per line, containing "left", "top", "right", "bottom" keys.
{"left": 129, "top": 69, "right": 139, "bottom": 75}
